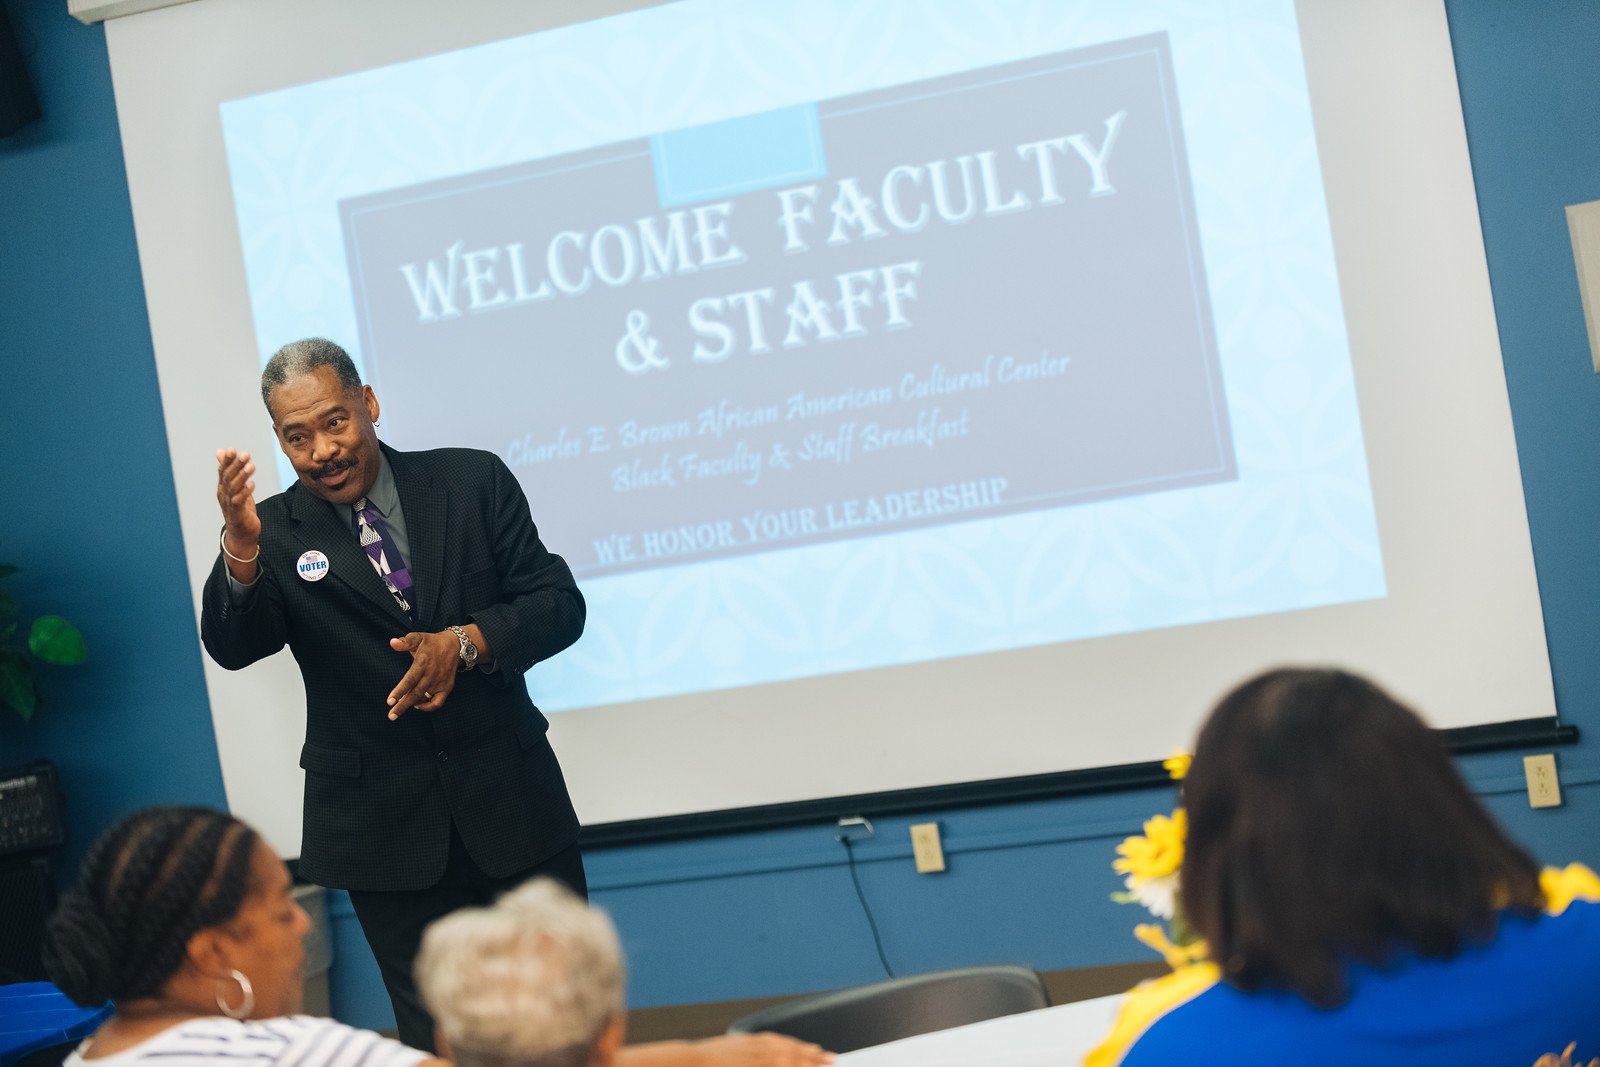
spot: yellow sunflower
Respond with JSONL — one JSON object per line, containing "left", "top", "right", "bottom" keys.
{"left": 1114, "top": 808, "right": 1186, "bottom": 885}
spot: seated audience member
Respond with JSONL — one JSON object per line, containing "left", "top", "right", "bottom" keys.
{"left": 42, "top": 806, "right": 829, "bottom": 1067}
{"left": 42, "top": 806, "right": 440, "bottom": 1067}
{"left": 1103, "top": 668, "right": 1600, "bottom": 1066}
{"left": 416, "top": 879, "right": 831, "bottom": 1067}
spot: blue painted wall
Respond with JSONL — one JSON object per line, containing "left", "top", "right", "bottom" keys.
{"left": 0, "top": 0, "right": 228, "bottom": 877}
{"left": 2, "top": 0, "right": 1597, "bottom": 1027}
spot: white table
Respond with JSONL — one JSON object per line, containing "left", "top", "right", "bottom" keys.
{"left": 835, "top": 995, "right": 1127, "bottom": 1067}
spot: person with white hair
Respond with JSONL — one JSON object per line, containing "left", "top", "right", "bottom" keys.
{"left": 416, "top": 880, "right": 833, "bottom": 1067}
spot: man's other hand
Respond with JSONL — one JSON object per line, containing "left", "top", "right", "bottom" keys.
{"left": 386, "top": 630, "right": 460, "bottom": 718}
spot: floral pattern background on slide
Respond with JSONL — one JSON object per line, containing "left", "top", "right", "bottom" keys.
{"left": 220, "top": 0, "right": 1385, "bottom": 711}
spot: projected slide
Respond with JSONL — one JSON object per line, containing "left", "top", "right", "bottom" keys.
{"left": 220, "top": 0, "right": 1386, "bottom": 711}
{"left": 343, "top": 37, "right": 1233, "bottom": 577}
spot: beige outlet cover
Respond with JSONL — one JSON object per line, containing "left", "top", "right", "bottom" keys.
{"left": 1567, "top": 198, "right": 1600, "bottom": 373}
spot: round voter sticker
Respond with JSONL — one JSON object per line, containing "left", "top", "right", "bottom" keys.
{"left": 295, "top": 549, "right": 330, "bottom": 582}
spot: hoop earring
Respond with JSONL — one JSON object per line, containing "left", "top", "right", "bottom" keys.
{"left": 216, "top": 969, "right": 255, "bottom": 1019}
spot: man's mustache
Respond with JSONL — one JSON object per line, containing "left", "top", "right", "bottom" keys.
{"left": 311, "top": 457, "right": 356, "bottom": 479}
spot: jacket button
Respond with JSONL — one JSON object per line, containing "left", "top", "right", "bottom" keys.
{"left": 436, "top": 751, "right": 449, "bottom": 763}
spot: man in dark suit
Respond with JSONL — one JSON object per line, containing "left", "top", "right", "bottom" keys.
{"left": 202, "top": 337, "right": 585, "bottom": 1051}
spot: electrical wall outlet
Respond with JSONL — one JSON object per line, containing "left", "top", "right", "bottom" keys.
{"left": 910, "top": 822, "right": 946, "bottom": 873}
{"left": 1524, "top": 753, "right": 1562, "bottom": 808}
{"left": 1567, "top": 198, "right": 1600, "bottom": 373}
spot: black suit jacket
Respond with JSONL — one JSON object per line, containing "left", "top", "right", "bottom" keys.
{"left": 201, "top": 445, "right": 584, "bottom": 891}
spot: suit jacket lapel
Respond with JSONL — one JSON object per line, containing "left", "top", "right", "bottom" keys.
{"left": 288, "top": 483, "right": 413, "bottom": 628}
{"left": 387, "top": 446, "right": 448, "bottom": 629}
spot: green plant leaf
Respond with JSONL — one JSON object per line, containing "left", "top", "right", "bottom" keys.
{"left": 0, "top": 564, "right": 17, "bottom": 579}
{"left": 30, "top": 616, "right": 87, "bottom": 664}
{"left": 0, "top": 651, "right": 36, "bottom": 722}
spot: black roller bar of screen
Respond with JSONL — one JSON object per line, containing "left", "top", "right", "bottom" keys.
{"left": 577, "top": 717, "right": 1579, "bottom": 850}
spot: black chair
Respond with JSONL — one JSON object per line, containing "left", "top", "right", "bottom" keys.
{"left": 726, "top": 965, "right": 1050, "bottom": 1053}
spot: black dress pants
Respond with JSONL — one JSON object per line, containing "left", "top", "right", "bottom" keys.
{"left": 346, "top": 824, "right": 587, "bottom": 1052}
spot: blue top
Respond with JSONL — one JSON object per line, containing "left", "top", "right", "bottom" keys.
{"left": 0, "top": 983, "right": 112, "bottom": 1067}
{"left": 1120, "top": 900, "right": 1600, "bottom": 1066}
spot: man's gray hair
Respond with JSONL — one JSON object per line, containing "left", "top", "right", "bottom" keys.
{"left": 259, "top": 338, "right": 363, "bottom": 414}
{"left": 416, "top": 879, "right": 626, "bottom": 1067}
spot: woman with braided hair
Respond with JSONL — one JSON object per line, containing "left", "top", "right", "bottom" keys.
{"left": 42, "top": 806, "right": 440, "bottom": 1067}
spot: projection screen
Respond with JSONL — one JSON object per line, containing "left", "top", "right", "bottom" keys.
{"left": 104, "top": 0, "right": 1555, "bottom": 855}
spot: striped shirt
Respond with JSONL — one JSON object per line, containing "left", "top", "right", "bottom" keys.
{"left": 66, "top": 1016, "right": 428, "bottom": 1067}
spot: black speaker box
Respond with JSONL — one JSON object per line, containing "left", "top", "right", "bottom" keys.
{"left": 0, "top": 853, "right": 55, "bottom": 982}
{"left": 0, "top": 5, "right": 43, "bottom": 138}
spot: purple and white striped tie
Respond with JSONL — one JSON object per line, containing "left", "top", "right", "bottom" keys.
{"left": 354, "top": 497, "right": 414, "bottom": 619}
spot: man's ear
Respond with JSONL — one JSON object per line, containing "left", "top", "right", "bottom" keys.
{"left": 362, "top": 384, "right": 380, "bottom": 424}
{"left": 592, "top": 1015, "right": 626, "bottom": 1067}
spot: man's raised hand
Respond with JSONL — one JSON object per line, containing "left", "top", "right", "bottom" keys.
{"left": 215, "top": 448, "right": 261, "bottom": 583}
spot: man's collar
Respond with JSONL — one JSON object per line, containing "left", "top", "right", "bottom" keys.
{"left": 359, "top": 450, "right": 400, "bottom": 517}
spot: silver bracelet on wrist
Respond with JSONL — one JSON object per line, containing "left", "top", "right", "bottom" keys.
{"left": 220, "top": 527, "right": 261, "bottom": 565}
{"left": 448, "top": 624, "right": 478, "bottom": 671}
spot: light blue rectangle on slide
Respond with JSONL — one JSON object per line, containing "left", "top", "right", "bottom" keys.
{"left": 650, "top": 103, "right": 826, "bottom": 208}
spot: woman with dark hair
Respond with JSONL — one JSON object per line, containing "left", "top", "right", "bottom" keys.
{"left": 42, "top": 806, "right": 441, "bottom": 1067}
{"left": 1104, "top": 668, "right": 1600, "bottom": 1066}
